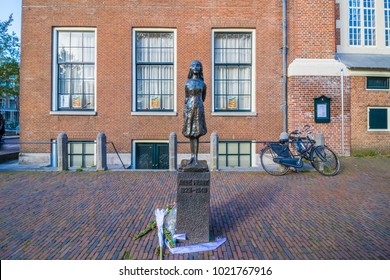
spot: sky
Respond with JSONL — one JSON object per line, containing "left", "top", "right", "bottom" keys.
{"left": 0, "top": 0, "right": 22, "bottom": 38}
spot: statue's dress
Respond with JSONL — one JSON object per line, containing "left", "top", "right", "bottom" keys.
{"left": 182, "top": 78, "right": 207, "bottom": 138}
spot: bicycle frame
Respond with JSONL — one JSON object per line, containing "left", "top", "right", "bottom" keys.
{"left": 269, "top": 131, "right": 316, "bottom": 169}
{"left": 261, "top": 124, "right": 340, "bottom": 176}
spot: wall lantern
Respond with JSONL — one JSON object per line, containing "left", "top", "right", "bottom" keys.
{"left": 314, "top": 95, "right": 331, "bottom": 123}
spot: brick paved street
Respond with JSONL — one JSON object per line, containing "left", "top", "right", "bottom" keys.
{"left": 0, "top": 157, "right": 389, "bottom": 260}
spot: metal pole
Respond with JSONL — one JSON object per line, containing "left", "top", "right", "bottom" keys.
{"left": 282, "top": 0, "right": 288, "bottom": 132}
{"left": 341, "top": 68, "right": 344, "bottom": 156}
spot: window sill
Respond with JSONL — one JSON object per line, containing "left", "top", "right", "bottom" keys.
{"left": 50, "top": 111, "right": 97, "bottom": 116}
{"left": 365, "top": 88, "right": 390, "bottom": 91}
{"left": 131, "top": 111, "right": 178, "bottom": 116}
{"left": 211, "top": 112, "right": 257, "bottom": 117}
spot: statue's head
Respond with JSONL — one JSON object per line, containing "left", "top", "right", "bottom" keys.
{"left": 188, "top": 60, "right": 204, "bottom": 80}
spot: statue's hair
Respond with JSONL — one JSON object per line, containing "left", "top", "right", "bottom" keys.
{"left": 187, "top": 60, "right": 204, "bottom": 80}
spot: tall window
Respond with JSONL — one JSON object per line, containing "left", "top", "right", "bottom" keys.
{"left": 134, "top": 31, "right": 175, "bottom": 111}
{"left": 349, "top": 0, "right": 376, "bottom": 46}
{"left": 386, "top": 0, "right": 390, "bottom": 46}
{"left": 54, "top": 29, "right": 96, "bottom": 111}
{"left": 213, "top": 31, "right": 253, "bottom": 112}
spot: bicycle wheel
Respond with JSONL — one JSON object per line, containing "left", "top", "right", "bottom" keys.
{"left": 310, "top": 145, "right": 340, "bottom": 176}
{"left": 260, "top": 146, "right": 290, "bottom": 176}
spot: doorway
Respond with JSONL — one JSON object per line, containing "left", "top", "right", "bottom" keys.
{"left": 135, "top": 142, "right": 169, "bottom": 169}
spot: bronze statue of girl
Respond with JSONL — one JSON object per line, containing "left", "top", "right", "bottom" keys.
{"left": 182, "top": 60, "right": 207, "bottom": 167}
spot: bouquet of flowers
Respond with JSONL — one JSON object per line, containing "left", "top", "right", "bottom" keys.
{"left": 132, "top": 203, "right": 176, "bottom": 259}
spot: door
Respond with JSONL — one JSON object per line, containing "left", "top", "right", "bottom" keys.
{"left": 135, "top": 143, "right": 169, "bottom": 169}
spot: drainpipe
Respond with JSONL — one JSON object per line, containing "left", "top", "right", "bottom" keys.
{"left": 340, "top": 68, "right": 345, "bottom": 156}
{"left": 282, "top": 0, "right": 288, "bottom": 132}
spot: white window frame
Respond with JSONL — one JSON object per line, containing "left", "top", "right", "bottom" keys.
{"left": 367, "top": 107, "right": 390, "bottom": 131}
{"left": 337, "top": 0, "right": 390, "bottom": 54}
{"left": 211, "top": 29, "right": 256, "bottom": 116}
{"left": 348, "top": 0, "right": 376, "bottom": 47}
{"left": 51, "top": 27, "right": 97, "bottom": 116}
{"left": 386, "top": 0, "right": 390, "bottom": 46}
{"left": 366, "top": 76, "right": 390, "bottom": 90}
{"left": 131, "top": 28, "right": 177, "bottom": 116}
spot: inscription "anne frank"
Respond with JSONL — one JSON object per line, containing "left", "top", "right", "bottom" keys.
{"left": 179, "top": 179, "right": 210, "bottom": 186}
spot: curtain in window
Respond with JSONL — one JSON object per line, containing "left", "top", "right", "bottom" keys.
{"left": 136, "top": 32, "right": 174, "bottom": 111}
{"left": 214, "top": 33, "right": 252, "bottom": 111}
{"left": 57, "top": 31, "right": 95, "bottom": 110}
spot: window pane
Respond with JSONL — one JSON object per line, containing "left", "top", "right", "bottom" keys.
{"left": 240, "top": 143, "right": 251, "bottom": 154}
{"left": 83, "top": 32, "right": 95, "bottom": 47}
{"left": 71, "top": 155, "right": 83, "bottom": 167}
{"left": 84, "top": 95, "right": 94, "bottom": 109}
{"left": 218, "top": 156, "right": 227, "bottom": 167}
{"left": 83, "top": 80, "right": 94, "bottom": 94}
{"left": 58, "top": 32, "right": 70, "bottom": 47}
{"left": 228, "top": 142, "right": 239, "bottom": 154}
{"left": 71, "top": 48, "right": 82, "bottom": 62}
{"left": 71, "top": 32, "right": 83, "bottom": 47}
{"left": 84, "top": 155, "right": 95, "bottom": 167}
{"left": 59, "top": 65, "right": 71, "bottom": 79}
{"left": 369, "top": 108, "right": 388, "bottom": 129}
{"left": 83, "top": 48, "right": 95, "bottom": 63}
{"left": 59, "top": 79, "right": 71, "bottom": 94}
{"left": 85, "top": 143, "right": 95, "bottom": 154}
{"left": 161, "top": 95, "right": 173, "bottom": 110}
{"left": 72, "top": 80, "right": 83, "bottom": 94}
{"left": 58, "top": 48, "right": 71, "bottom": 62}
{"left": 72, "top": 143, "right": 83, "bottom": 154}
{"left": 227, "top": 155, "right": 239, "bottom": 167}
{"left": 219, "top": 142, "right": 227, "bottom": 154}
{"left": 71, "top": 65, "right": 83, "bottom": 79}
{"left": 240, "top": 155, "right": 251, "bottom": 168}
{"left": 239, "top": 96, "right": 251, "bottom": 110}
{"left": 59, "top": 94, "right": 70, "bottom": 108}
{"left": 215, "top": 95, "right": 226, "bottom": 110}
{"left": 137, "top": 95, "right": 149, "bottom": 110}
{"left": 84, "top": 65, "right": 94, "bottom": 79}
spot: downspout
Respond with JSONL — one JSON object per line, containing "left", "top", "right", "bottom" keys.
{"left": 340, "top": 68, "right": 345, "bottom": 156}
{"left": 282, "top": 0, "right": 288, "bottom": 132}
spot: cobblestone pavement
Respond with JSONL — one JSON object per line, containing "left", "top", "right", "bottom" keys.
{"left": 0, "top": 157, "right": 389, "bottom": 260}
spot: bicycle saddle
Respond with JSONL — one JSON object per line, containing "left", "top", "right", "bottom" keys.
{"left": 290, "top": 130, "right": 301, "bottom": 135}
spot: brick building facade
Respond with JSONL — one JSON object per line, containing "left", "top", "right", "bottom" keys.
{"left": 19, "top": 0, "right": 390, "bottom": 168}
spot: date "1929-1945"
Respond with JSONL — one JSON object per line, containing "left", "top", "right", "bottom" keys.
{"left": 180, "top": 187, "right": 208, "bottom": 194}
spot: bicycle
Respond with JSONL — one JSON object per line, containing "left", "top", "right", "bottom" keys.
{"left": 260, "top": 125, "right": 340, "bottom": 176}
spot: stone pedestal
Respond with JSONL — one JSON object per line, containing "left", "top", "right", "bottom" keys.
{"left": 176, "top": 170, "right": 210, "bottom": 244}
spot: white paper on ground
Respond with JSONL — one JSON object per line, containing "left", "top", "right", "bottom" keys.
{"left": 166, "top": 237, "right": 227, "bottom": 254}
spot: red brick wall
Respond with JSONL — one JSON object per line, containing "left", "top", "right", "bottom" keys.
{"left": 20, "top": 0, "right": 285, "bottom": 156}
{"left": 288, "top": 0, "right": 336, "bottom": 60}
{"left": 350, "top": 77, "right": 390, "bottom": 154}
{"left": 288, "top": 76, "right": 351, "bottom": 155}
